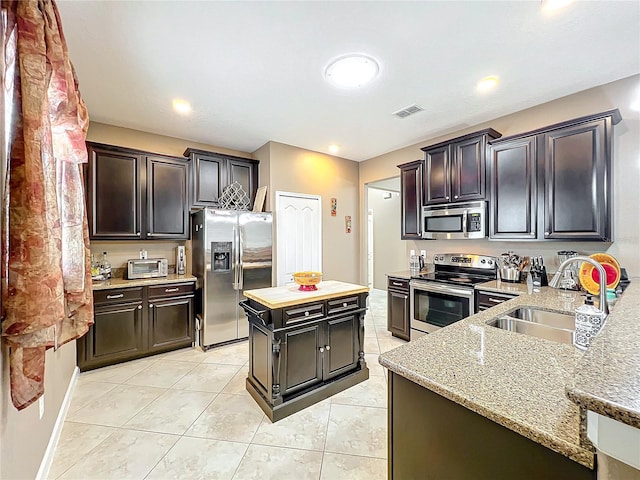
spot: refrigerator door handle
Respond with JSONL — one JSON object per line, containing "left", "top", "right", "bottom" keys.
{"left": 232, "top": 225, "right": 239, "bottom": 290}
{"left": 239, "top": 225, "right": 245, "bottom": 290}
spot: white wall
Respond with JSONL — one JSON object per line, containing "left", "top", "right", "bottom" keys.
{"left": 358, "top": 74, "right": 640, "bottom": 284}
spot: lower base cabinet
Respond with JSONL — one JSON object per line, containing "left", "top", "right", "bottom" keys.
{"left": 78, "top": 282, "right": 195, "bottom": 371}
{"left": 387, "top": 277, "right": 410, "bottom": 340}
{"left": 389, "top": 372, "right": 595, "bottom": 480}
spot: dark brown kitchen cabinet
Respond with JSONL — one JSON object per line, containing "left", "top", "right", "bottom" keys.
{"left": 184, "top": 148, "right": 259, "bottom": 209}
{"left": 387, "top": 277, "right": 410, "bottom": 341}
{"left": 78, "top": 282, "right": 196, "bottom": 371}
{"left": 489, "top": 136, "right": 538, "bottom": 239}
{"left": 147, "top": 283, "right": 195, "bottom": 353}
{"left": 146, "top": 156, "right": 189, "bottom": 239}
{"left": 87, "top": 145, "right": 143, "bottom": 239}
{"left": 398, "top": 160, "right": 423, "bottom": 239}
{"left": 543, "top": 119, "right": 610, "bottom": 240}
{"left": 489, "top": 110, "right": 620, "bottom": 241}
{"left": 421, "top": 129, "right": 502, "bottom": 205}
{"left": 77, "top": 287, "right": 145, "bottom": 370}
{"left": 86, "top": 143, "right": 189, "bottom": 240}
{"left": 324, "top": 315, "right": 359, "bottom": 379}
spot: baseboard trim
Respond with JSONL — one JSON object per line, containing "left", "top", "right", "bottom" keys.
{"left": 36, "top": 366, "right": 79, "bottom": 480}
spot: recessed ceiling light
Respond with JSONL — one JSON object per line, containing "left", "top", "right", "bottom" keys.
{"left": 541, "top": 0, "right": 574, "bottom": 12}
{"left": 325, "top": 54, "right": 380, "bottom": 88}
{"left": 476, "top": 76, "right": 499, "bottom": 93}
{"left": 172, "top": 99, "right": 192, "bottom": 115}
{"left": 328, "top": 144, "right": 340, "bottom": 154}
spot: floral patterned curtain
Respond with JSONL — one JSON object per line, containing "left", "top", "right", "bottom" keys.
{"left": 1, "top": 0, "right": 93, "bottom": 410}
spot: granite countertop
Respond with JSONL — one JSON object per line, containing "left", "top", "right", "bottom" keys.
{"left": 386, "top": 270, "right": 413, "bottom": 280}
{"left": 379, "top": 286, "right": 596, "bottom": 468}
{"left": 475, "top": 279, "right": 533, "bottom": 295}
{"left": 92, "top": 274, "right": 197, "bottom": 290}
{"left": 566, "top": 281, "right": 640, "bottom": 428}
{"left": 243, "top": 280, "right": 369, "bottom": 309}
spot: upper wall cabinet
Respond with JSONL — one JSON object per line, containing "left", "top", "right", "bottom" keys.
{"left": 398, "top": 160, "right": 423, "bottom": 240}
{"left": 420, "top": 129, "right": 502, "bottom": 205}
{"left": 183, "top": 148, "right": 259, "bottom": 209}
{"left": 86, "top": 143, "right": 189, "bottom": 240}
{"left": 489, "top": 109, "right": 621, "bottom": 241}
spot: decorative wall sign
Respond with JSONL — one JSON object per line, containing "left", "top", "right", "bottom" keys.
{"left": 330, "top": 197, "right": 337, "bottom": 217}
{"left": 345, "top": 215, "right": 352, "bottom": 233}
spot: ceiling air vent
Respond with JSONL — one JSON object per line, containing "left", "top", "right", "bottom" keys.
{"left": 393, "top": 104, "right": 424, "bottom": 119}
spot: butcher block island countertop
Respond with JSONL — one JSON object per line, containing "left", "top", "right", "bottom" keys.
{"left": 243, "top": 280, "right": 369, "bottom": 309}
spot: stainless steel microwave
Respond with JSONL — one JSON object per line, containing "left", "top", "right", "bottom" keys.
{"left": 422, "top": 201, "right": 487, "bottom": 240}
{"left": 127, "top": 258, "right": 168, "bottom": 279}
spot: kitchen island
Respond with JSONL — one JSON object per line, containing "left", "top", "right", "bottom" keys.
{"left": 241, "top": 280, "right": 369, "bottom": 422}
{"left": 380, "top": 284, "right": 598, "bottom": 479}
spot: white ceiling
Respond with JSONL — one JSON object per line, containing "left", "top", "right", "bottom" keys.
{"left": 57, "top": 1, "right": 640, "bottom": 162}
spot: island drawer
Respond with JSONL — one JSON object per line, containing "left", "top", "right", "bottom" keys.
{"left": 327, "top": 296, "right": 359, "bottom": 314}
{"left": 148, "top": 282, "right": 195, "bottom": 299}
{"left": 284, "top": 302, "right": 325, "bottom": 325}
{"left": 94, "top": 287, "right": 143, "bottom": 305}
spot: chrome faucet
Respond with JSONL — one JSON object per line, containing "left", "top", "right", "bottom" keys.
{"left": 549, "top": 256, "right": 609, "bottom": 316}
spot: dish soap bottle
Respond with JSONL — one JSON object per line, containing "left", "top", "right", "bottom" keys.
{"left": 573, "top": 295, "right": 605, "bottom": 350}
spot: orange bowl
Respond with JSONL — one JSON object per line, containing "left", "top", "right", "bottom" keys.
{"left": 292, "top": 271, "right": 323, "bottom": 291}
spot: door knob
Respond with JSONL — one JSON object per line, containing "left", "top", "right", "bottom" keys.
{"left": 319, "top": 347, "right": 325, "bottom": 353}
{"left": 325, "top": 345, "right": 331, "bottom": 351}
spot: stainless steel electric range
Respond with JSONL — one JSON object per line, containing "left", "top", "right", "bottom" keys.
{"left": 410, "top": 253, "right": 497, "bottom": 338}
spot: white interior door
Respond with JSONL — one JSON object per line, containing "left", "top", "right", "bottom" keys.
{"left": 367, "top": 209, "right": 374, "bottom": 288}
{"left": 275, "top": 191, "right": 322, "bottom": 286}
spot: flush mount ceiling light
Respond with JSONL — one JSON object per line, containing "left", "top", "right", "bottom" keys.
{"left": 325, "top": 54, "right": 380, "bottom": 88}
{"left": 541, "top": 0, "right": 574, "bottom": 12}
{"left": 328, "top": 144, "right": 340, "bottom": 154}
{"left": 172, "top": 99, "right": 192, "bottom": 115}
{"left": 476, "top": 75, "right": 499, "bottom": 93}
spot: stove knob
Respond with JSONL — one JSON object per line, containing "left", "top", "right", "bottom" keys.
{"left": 481, "top": 259, "right": 486, "bottom": 264}
{"left": 488, "top": 259, "right": 493, "bottom": 265}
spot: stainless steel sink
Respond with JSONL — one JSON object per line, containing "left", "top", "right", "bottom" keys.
{"left": 486, "top": 307, "right": 575, "bottom": 345}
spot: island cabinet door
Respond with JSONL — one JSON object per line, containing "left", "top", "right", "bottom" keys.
{"left": 323, "top": 314, "right": 359, "bottom": 380}
{"left": 280, "top": 323, "right": 323, "bottom": 396}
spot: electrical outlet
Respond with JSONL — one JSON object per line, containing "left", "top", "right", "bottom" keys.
{"left": 420, "top": 250, "right": 426, "bottom": 258}
{"left": 39, "top": 395, "right": 45, "bottom": 419}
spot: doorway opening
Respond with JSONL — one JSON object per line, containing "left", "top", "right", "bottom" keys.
{"left": 365, "top": 177, "right": 404, "bottom": 290}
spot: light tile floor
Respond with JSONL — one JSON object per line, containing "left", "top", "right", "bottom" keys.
{"left": 49, "top": 289, "right": 408, "bottom": 480}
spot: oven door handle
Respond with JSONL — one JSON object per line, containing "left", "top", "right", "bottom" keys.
{"left": 411, "top": 282, "right": 474, "bottom": 297}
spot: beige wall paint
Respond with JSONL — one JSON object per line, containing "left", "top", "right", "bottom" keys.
{"left": 1, "top": 340, "right": 76, "bottom": 480}
{"left": 368, "top": 187, "right": 406, "bottom": 288}
{"left": 358, "top": 74, "right": 640, "bottom": 284}
{"left": 258, "top": 141, "right": 360, "bottom": 284}
{"left": 87, "top": 122, "right": 252, "bottom": 159}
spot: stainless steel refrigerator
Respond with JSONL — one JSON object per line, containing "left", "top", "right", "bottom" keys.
{"left": 191, "top": 209, "right": 272, "bottom": 348}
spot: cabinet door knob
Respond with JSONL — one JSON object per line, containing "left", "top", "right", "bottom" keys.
{"left": 325, "top": 345, "right": 331, "bottom": 351}
{"left": 136, "top": 232, "right": 141, "bottom": 236}
{"left": 319, "top": 347, "right": 325, "bottom": 353}
{"left": 304, "top": 311, "right": 310, "bottom": 317}
{"left": 445, "top": 196, "right": 450, "bottom": 200}
{"left": 454, "top": 195, "right": 458, "bottom": 199}
{"left": 149, "top": 304, "right": 154, "bottom": 308}
{"left": 342, "top": 302, "right": 348, "bottom": 307}
{"left": 137, "top": 305, "right": 142, "bottom": 310}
